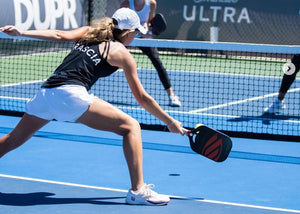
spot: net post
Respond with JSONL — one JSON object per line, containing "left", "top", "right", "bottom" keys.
{"left": 210, "top": 26, "right": 219, "bottom": 42}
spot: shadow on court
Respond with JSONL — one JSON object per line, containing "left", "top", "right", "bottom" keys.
{"left": 0, "top": 192, "right": 125, "bottom": 206}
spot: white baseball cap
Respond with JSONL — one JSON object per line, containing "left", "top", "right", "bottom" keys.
{"left": 112, "top": 8, "right": 147, "bottom": 34}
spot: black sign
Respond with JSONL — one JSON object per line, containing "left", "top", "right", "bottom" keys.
{"left": 156, "top": 0, "right": 300, "bottom": 45}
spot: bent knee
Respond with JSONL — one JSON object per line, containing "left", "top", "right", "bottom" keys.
{"left": 117, "top": 118, "right": 141, "bottom": 137}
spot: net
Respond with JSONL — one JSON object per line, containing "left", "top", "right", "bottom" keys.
{"left": 0, "top": 37, "right": 299, "bottom": 140}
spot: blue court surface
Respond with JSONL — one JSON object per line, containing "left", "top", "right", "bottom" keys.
{"left": 1, "top": 115, "right": 300, "bottom": 214}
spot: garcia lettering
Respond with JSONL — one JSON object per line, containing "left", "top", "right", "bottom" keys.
{"left": 73, "top": 43, "right": 101, "bottom": 66}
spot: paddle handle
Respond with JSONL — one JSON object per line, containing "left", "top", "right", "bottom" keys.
{"left": 182, "top": 128, "right": 191, "bottom": 136}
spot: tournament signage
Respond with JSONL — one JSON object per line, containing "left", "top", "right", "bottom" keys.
{"left": 155, "top": 0, "right": 300, "bottom": 45}
{"left": 0, "top": 0, "right": 87, "bottom": 31}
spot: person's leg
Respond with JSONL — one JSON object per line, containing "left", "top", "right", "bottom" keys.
{"left": 0, "top": 113, "right": 50, "bottom": 158}
{"left": 139, "top": 46, "right": 171, "bottom": 91}
{"left": 278, "top": 54, "right": 300, "bottom": 100}
{"left": 278, "top": 74, "right": 296, "bottom": 100}
{"left": 76, "top": 98, "right": 144, "bottom": 191}
{"left": 139, "top": 46, "right": 181, "bottom": 107}
{"left": 78, "top": 98, "right": 170, "bottom": 205}
{"left": 264, "top": 54, "right": 300, "bottom": 114}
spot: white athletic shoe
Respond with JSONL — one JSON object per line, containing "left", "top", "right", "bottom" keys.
{"left": 169, "top": 94, "right": 181, "bottom": 107}
{"left": 126, "top": 184, "right": 170, "bottom": 206}
{"left": 264, "top": 98, "right": 286, "bottom": 114}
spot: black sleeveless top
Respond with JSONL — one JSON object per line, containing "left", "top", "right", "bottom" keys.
{"left": 42, "top": 41, "right": 119, "bottom": 91}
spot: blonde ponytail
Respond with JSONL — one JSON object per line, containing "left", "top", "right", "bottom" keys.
{"left": 78, "top": 17, "right": 115, "bottom": 45}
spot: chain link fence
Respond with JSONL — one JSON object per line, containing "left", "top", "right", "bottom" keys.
{"left": 88, "top": 0, "right": 121, "bottom": 23}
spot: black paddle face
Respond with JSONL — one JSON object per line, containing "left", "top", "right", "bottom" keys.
{"left": 188, "top": 126, "right": 232, "bottom": 162}
{"left": 150, "top": 13, "right": 167, "bottom": 35}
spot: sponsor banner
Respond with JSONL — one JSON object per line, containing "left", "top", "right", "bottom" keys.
{"left": 0, "top": 0, "right": 87, "bottom": 31}
{"left": 155, "top": 0, "right": 300, "bottom": 44}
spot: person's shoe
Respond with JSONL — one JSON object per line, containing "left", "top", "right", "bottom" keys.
{"left": 126, "top": 184, "right": 170, "bottom": 206}
{"left": 169, "top": 94, "right": 181, "bottom": 107}
{"left": 264, "top": 98, "right": 286, "bottom": 114}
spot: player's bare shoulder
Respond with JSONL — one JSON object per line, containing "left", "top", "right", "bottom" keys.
{"left": 108, "top": 40, "right": 130, "bottom": 57}
{"left": 105, "top": 40, "right": 134, "bottom": 68}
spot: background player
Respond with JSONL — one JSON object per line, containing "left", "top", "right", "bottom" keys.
{"left": 120, "top": 0, "right": 181, "bottom": 107}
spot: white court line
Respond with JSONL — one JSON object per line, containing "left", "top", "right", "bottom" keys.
{"left": 1, "top": 96, "right": 300, "bottom": 124}
{"left": 139, "top": 67, "right": 293, "bottom": 79}
{"left": 0, "top": 96, "right": 29, "bottom": 101}
{"left": 0, "top": 51, "right": 69, "bottom": 59}
{"left": 193, "top": 198, "right": 300, "bottom": 213}
{"left": 0, "top": 173, "right": 127, "bottom": 193}
{"left": 0, "top": 100, "right": 298, "bottom": 124}
{"left": 118, "top": 106, "right": 300, "bottom": 124}
{"left": 0, "top": 80, "right": 42, "bottom": 101}
{"left": 119, "top": 105, "right": 239, "bottom": 118}
{"left": 0, "top": 80, "right": 44, "bottom": 87}
{"left": 1, "top": 173, "right": 300, "bottom": 213}
{"left": 190, "top": 87, "right": 300, "bottom": 113}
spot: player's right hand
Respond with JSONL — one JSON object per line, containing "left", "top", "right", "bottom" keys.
{"left": 0, "top": 25, "right": 22, "bottom": 37}
{"left": 167, "top": 119, "right": 184, "bottom": 135}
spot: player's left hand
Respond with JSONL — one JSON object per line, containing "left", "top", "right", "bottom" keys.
{"left": 138, "top": 23, "right": 152, "bottom": 38}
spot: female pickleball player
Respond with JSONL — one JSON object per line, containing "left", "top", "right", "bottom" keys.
{"left": 120, "top": 0, "right": 182, "bottom": 107}
{"left": 0, "top": 8, "right": 184, "bottom": 205}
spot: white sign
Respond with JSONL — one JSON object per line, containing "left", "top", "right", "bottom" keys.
{"left": 14, "top": 0, "right": 79, "bottom": 30}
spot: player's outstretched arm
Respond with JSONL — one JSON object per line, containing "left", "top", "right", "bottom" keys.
{"left": 0, "top": 25, "right": 91, "bottom": 42}
{"left": 108, "top": 42, "right": 184, "bottom": 135}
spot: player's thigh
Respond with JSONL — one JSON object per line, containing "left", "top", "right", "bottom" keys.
{"left": 76, "top": 98, "right": 140, "bottom": 135}
{"left": 7, "top": 113, "right": 49, "bottom": 147}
